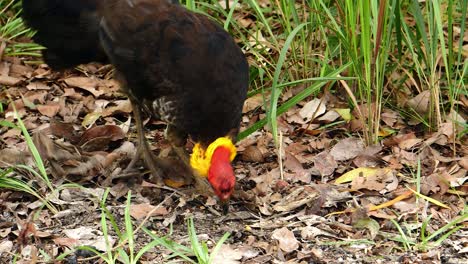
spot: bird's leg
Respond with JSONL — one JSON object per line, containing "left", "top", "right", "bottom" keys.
{"left": 164, "top": 125, "right": 190, "bottom": 169}
{"left": 125, "top": 99, "right": 164, "bottom": 184}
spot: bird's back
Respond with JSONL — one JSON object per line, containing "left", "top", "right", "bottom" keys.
{"left": 98, "top": 0, "right": 249, "bottom": 145}
{"left": 21, "top": 0, "right": 107, "bottom": 69}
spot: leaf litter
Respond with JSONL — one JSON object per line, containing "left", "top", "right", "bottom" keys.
{"left": 0, "top": 53, "right": 467, "bottom": 264}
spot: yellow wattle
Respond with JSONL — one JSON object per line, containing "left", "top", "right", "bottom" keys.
{"left": 190, "top": 137, "right": 236, "bottom": 177}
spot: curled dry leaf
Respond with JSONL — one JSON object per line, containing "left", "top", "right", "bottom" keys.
{"left": 299, "top": 98, "right": 326, "bottom": 124}
{"left": 78, "top": 125, "right": 126, "bottom": 151}
{"left": 271, "top": 227, "right": 299, "bottom": 253}
{"left": 241, "top": 145, "right": 264, "bottom": 162}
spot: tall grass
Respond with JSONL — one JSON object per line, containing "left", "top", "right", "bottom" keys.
{"left": 182, "top": 0, "right": 466, "bottom": 145}
{"left": 402, "top": 0, "right": 467, "bottom": 132}
{"left": 1, "top": 0, "right": 465, "bottom": 145}
{"left": 0, "top": 0, "right": 43, "bottom": 57}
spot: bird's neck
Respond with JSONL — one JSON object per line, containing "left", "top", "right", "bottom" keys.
{"left": 190, "top": 137, "right": 236, "bottom": 177}
{"left": 211, "top": 146, "right": 232, "bottom": 165}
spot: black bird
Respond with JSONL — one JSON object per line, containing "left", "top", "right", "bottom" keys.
{"left": 21, "top": 0, "right": 107, "bottom": 69}
{"left": 21, "top": 0, "right": 249, "bottom": 203}
{"left": 98, "top": 0, "right": 249, "bottom": 201}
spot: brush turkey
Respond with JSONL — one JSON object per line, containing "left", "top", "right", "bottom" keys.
{"left": 21, "top": 0, "right": 249, "bottom": 203}
{"left": 98, "top": 0, "right": 249, "bottom": 201}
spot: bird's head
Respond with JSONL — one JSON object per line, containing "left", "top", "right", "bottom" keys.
{"left": 190, "top": 137, "right": 237, "bottom": 201}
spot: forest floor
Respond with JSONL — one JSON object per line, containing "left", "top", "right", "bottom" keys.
{"left": 0, "top": 56, "right": 467, "bottom": 263}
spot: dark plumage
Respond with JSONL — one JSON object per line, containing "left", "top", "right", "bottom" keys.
{"left": 98, "top": 0, "right": 248, "bottom": 146}
{"left": 21, "top": 0, "right": 107, "bottom": 69}
{"left": 98, "top": 0, "right": 249, "bottom": 201}
{"left": 21, "top": 0, "right": 249, "bottom": 203}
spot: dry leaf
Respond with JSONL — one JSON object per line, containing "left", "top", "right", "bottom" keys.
{"left": 298, "top": 98, "right": 326, "bottom": 123}
{"left": 63, "top": 227, "right": 115, "bottom": 252}
{"left": 211, "top": 244, "right": 252, "bottom": 264}
{"left": 242, "top": 145, "right": 264, "bottom": 162}
{"left": 64, "top": 76, "right": 104, "bottom": 97}
{"left": 350, "top": 168, "right": 398, "bottom": 194}
{"left": 26, "top": 82, "right": 50, "bottom": 90}
{"left": 242, "top": 93, "right": 264, "bottom": 113}
{"left": 130, "top": 203, "right": 169, "bottom": 220}
{"left": 271, "top": 227, "right": 299, "bottom": 253}
{"left": 330, "top": 137, "right": 365, "bottom": 161}
{"left": 407, "top": 90, "right": 430, "bottom": 115}
{"left": 313, "top": 151, "right": 337, "bottom": 177}
{"left": 37, "top": 102, "right": 60, "bottom": 117}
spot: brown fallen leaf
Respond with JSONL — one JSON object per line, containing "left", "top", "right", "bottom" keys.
{"left": 381, "top": 109, "right": 399, "bottom": 127}
{"left": 26, "top": 81, "right": 50, "bottom": 90}
{"left": 0, "top": 241, "right": 13, "bottom": 255}
{"left": 407, "top": 90, "right": 430, "bottom": 116}
{"left": 0, "top": 148, "right": 29, "bottom": 168}
{"left": 241, "top": 145, "right": 264, "bottom": 162}
{"left": 52, "top": 237, "right": 79, "bottom": 248}
{"left": 299, "top": 98, "right": 327, "bottom": 124}
{"left": 63, "top": 227, "right": 115, "bottom": 252}
{"left": 130, "top": 203, "right": 169, "bottom": 220}
{"left": 350, "top": 168, "right": 398, "bottom": 194}
{"left": 211, "top": 244, "right": 253, "bottom": 264}
{"left": 398, "top": 138, "right": 423, "bottom": 150}
{"left": 50, "top": 121, "right": 80, "bottom": 143}
{"left": 64, "top": 76, "right": 104, "bottom": 97}
{"left": 37, "top": 102, "right": 60, "bottom": 117}
{"left": 271, "top": 227, "right": 299, "bottom": 253}
{"left": 313, "top": 151, "right": 337, "bottom": 177}
{"left": 0, "top": 75, "right": 21, "bottom": 85}
{"left": 330, "top": 137, "right": 365, "bottom": 161}
{"left": 78, "top": 125, "right": 126, "bottom": 151}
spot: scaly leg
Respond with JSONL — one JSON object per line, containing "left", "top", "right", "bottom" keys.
{"left": 125, "top": 99, "right": 164, "bottom": 184}
{"left": 164, "top": 124, "right": 190, "bottom": 168}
